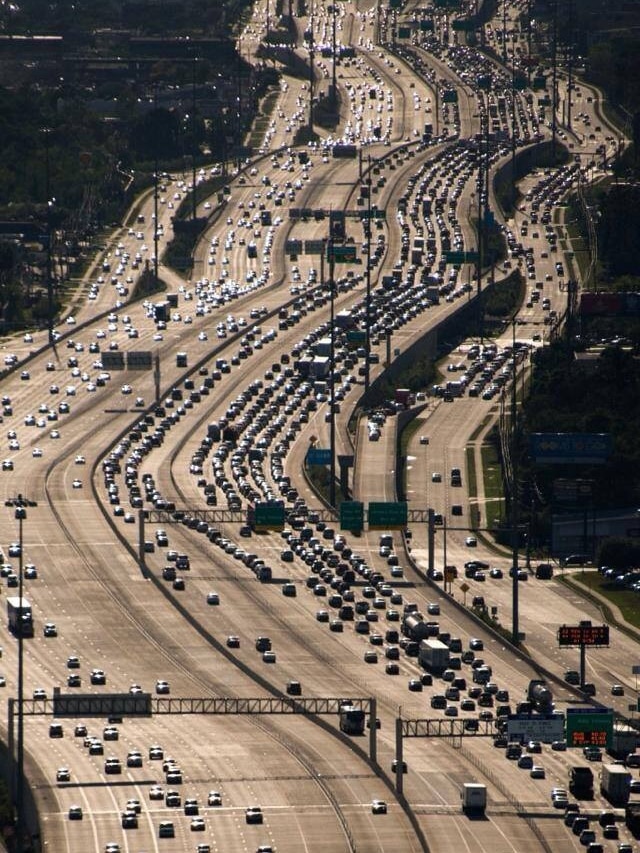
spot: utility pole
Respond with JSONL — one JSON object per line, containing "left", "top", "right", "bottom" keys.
{"left": 364, "top": 158, "right": 372, "bottom": 395}
{"left": 308, "top": 0, "right": 315, "bottom": 133}
{"left": 551, "top": 0, "right": 558, "bottom": 160}
{"left": 331, "top": 1, "right": 338, "bottom": 107}
{"left": 42, "top": 128, "right": 54, "bottom": 345}
{"left": 153, "top": 87, "right": 160, "bottom": 288}
{"left": 191, "top": 55, "right": 198, "bottom": 221}
{"left": 566, "top": 0, "right": 574, "bottom": 131}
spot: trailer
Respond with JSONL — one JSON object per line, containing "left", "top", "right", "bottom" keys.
{"left": 418, "top": 639, "right": 450, "bottom": 675}
{"left": 7, "top": 596, "right": 33, "bottom": 637}
{"left": 601, "top": 764, "right": 631, "bottom": 805}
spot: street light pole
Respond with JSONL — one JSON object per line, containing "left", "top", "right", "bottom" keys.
{"left": 5, "top": 494, "right": 37, "bottom": 844}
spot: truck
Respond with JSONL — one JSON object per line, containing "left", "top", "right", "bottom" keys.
{"left": 7, "top": 597, "right": 33, "bottom": 637}
{"left": 569, "top": 765, "right": 594, "bottom": 799}
{"left": 425, "top": 285, "right": 440, "bottom": 305}
{"left": 402, "top": 612, "right": 438, "bottom": 642}
{"left": 309, "top": 357, "right": 330, "bottom": 379}
{"left": 527, "top": 679, "right": 553, "bottom": 712}
{"left": 625, "top": 802, "right": 640, "bottom": 836}
{"left": 611, "top": 724, "right": 639, "bottom": 760}
{"left": 461, "top": 783, "right": 486, "bottom": 814}
{"left": 601, "top": 764, "right": 632, "bottom": 805}
{"left": 418, "top": 639, "right": 450, "bottom": 675}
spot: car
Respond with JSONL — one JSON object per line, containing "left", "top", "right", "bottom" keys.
{"left": 75, "top": 455, "right": 86, "bottom": 465}
{"left": 90, "top": 668, "right": 106, "bottom": 685}
{"left": 583, "top": 746, "right": 602, "bottom": 761}
{"left": 226, "top": 635, "right": 240, "bottom": 648}
{"left": 611, "top": 683, "right": 624, "bottom": 696}
{"left": 207, "top": 790, "right": 222, "bottom": 806}
{"left": 104, "top": 845, "right": 121, "bottom": 853}
{"left": 155, "top": 680, "right": 170, "bottom": 694}
{"left": 56, "top": 767, "right": 71, "bottom": 782}
{"left": 551, "top": 740, "right": 567, "bottom": 751}
{"left": 371, "top": 799, "right": 387, "bottom": 814}
{"left": 32, "top": 448, "right": 43, "bottom": 458}
{"left": 489, "top": 567, "right": 503, "bottom": 579}
{"left": 419, "top": 435, "right": 429, "bottom": 445}
{"left": 43, "top": 623, "right": 57, "bottom": 637}
{"left": 158, "top": 821, "right": 175, "bottom": 838}
{"left": 2, "top": 459, "right": 14, "bottom": 471}
{"left": 105, "top": 757, "right": 122, "bottom": 774}
{"left": 431, "top": 472, "right": 442, "bottom": 482}
{"left": 469, "top": 638, "right": 484, "bottom": 651}
{"left": 126, "top": 750, "right": 143, "bottom": 767}
{"left": 427, "top": 602, "right": 440, "bottom": 615}
{"left": 206, "top": 592, "right": 220, "bottom": 605}
{"left": 603, "top": 825, "right": 619, "bottom": 840}
{"left": 72, "top": 478, "right": 82, "bottom": 489}
{"left": 527, "top": 740, "right": 542, "bottom": 753}
{"left": 68, "top": 805, "right": 83, "bottom": 820}
{"left": 196, "top": 846, "right": 211, "bottom": 853}
{"left": 530, "top": 766, "right": 545, "bottom": 779}
{"left": 246, "top": 806, "right": 263, "bottom": 824}
{"left": 149, "top": 785, "right": 164, "bottom": 800}
{"left": 465, "top": 536, "right": 477, "bottom": 547}
{"left": 190, "top": 817, "right": 206, "bottom": 831}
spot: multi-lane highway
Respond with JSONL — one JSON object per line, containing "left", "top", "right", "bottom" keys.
{"left": 0, "top": 1, "right": 633, "bottom": 852}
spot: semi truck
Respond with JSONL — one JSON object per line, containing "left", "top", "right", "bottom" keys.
{"left": 461, "top": 783, "right": 486, "bottom": 814}
{"left": 569, "top": 765, "right": 594, "bottom": 799}
{"left": 7, "top": 597, "right": 34, "bottom": 637}
{"left": 527, "top": 679, "right": 554, "bottom": 712}
{"left": 601, "top": 764, "right": 632, "bottom": 805}
{"left": 418, "top": 639, "right": 450, "bottom": 675}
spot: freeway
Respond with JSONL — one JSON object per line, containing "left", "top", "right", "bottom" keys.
{"left": 0, "top": 1, "right": 635, "bottom": 852}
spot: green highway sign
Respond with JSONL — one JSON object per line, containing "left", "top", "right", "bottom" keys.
{"left": 566, "top": 707, "right": 613, "bottom": 749}
{"left": 253, "top": 502, "right": 285, "bottom": 531}
{"left": 340, "top": 501, "right": 364, "bottom": 532}
{"left": 368, "top": 501, "right": 408, "bottom": 529}
{"left": 328, "top": 245, "right": 357, "bottom": 263}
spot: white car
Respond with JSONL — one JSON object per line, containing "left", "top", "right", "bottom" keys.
{"left": 72, "top": 479, "right": 82, "bottom": 489}
{"left": 75, "top": 455, "right": 86, "bottom": 464}
{"left": 32, "top": 448, "right": 43, "bottom": 458}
